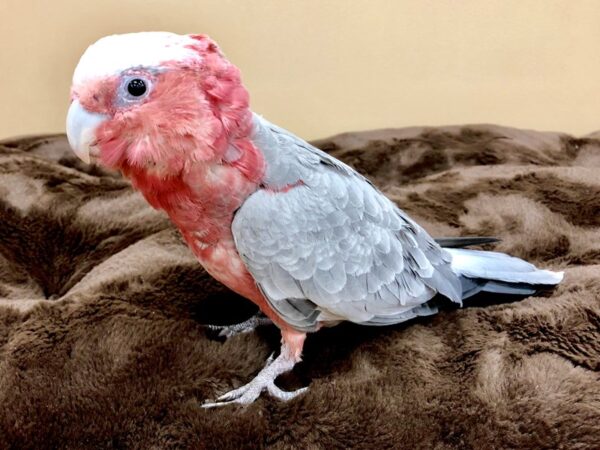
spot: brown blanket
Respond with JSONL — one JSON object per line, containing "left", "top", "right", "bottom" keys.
{"left": 0, "top": 125, "right": 598, "bottom": 449}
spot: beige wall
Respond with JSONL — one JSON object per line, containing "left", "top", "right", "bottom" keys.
{"left": 1, "top": 0, "right": 599, "bottom": 140}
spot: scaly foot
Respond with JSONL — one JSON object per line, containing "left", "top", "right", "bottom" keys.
{"left": 202, "top": 349, "right": 307, "bottom": 408}
{"left": 206, "top": 314, "right": 273, "bottom": 338}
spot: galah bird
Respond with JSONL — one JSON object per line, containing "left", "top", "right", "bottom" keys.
{"left": 66, "top": 32, "right": 563, "bottom": 407}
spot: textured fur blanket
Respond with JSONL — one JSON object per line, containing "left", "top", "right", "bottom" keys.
{"left": 0, "top": 125, "right": 598, "bottom": 449}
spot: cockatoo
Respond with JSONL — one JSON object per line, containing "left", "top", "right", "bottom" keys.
{"left": 66, "top": 32, "right": 563, "bottom": 407}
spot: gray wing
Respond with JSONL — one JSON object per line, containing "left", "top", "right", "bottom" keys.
{"left": 231, "top": 116, "right": 462, "bottom": 331}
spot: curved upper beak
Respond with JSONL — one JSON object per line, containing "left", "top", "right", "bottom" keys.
{"left": 66, "top": 100, "right": 108, "bottom": 163}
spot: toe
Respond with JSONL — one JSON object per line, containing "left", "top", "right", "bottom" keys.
{"left": 218, "top": 328, "right": 232, "bottom": 338}
{"left": 201, "top": 400, "right": 230, "bottom": 409}
{"left": 267, "top": 383, "right": 309, "bottom": 401}
{"left": 216, "top": 385, "right": 249, "bottom": 402}
{"left": 202, "top": 386, "right": 262, "bottom": 408}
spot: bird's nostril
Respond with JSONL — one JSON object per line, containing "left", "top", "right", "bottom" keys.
{"left": 93, "top": 94, "right": 100, "bottom": 102}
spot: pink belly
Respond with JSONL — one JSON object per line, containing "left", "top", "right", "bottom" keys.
{"left": 178, "top": 229, "right": 295, "bottom": 332}
{"left": 184, "top": 234, "right": 290, "bottom": 328}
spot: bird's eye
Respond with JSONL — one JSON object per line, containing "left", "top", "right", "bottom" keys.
{"left": 127, "top": 78, "right": 147, "bottom": 96}
{"left": 119, "top": 75, "right": 152, "bottom": 106}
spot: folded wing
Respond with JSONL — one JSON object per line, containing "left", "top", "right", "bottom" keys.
{"left": 231, "top": 116, "right": 462, "bottom": 331}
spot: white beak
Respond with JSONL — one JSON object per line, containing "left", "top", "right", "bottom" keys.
{"left": 66, "top": 99, "right": 108, "bottom": 163}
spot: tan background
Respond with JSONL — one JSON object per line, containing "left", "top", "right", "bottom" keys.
{"left": 1, "top": 0, "right": 599, "bottom": 140}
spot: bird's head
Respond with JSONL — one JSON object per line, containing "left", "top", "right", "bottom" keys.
{"left": 66, "top": 32, "right": 252, "bottom": 178}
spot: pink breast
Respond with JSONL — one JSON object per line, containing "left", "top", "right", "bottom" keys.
{"left": 187, "top": 235, "right": 261, "bottom": 302}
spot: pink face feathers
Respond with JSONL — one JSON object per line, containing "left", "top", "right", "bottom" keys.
{"left": 69, "top": 32, "right": 258, "bottom": 179}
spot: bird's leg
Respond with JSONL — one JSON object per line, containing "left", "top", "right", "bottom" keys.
{"left": 205, "top": 313, "right": 273, "bottom": 338}
{"left": 202, "top": 329, "right": 307, "bottom": 407}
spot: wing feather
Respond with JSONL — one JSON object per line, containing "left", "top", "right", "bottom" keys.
{"left": 231, "top": 115, "right": 461, "bottom": 331}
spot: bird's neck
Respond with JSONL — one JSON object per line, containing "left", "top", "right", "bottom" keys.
{"left": 124, "top": 134, "right": 265, "bottom": 248}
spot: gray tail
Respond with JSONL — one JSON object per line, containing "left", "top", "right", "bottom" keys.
{"left": 435, "top": 236, "right": 500, "bottom": 248}
{"left": 445, "top": 248, "right": 564, "bottom": 299}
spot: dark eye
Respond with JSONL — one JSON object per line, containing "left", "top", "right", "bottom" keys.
{"left": 127, "top": 79, "right": 147, "bottom": 96}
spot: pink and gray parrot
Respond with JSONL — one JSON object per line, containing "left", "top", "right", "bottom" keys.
{"left": 66, "top": 32, "right": 563, "bottom": 407}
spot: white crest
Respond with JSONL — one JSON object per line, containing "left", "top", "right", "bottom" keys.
{"left": 73, "top": 32, "right": 198, "bottom": 84}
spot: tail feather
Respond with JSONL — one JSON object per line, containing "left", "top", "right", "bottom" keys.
{"left": 446, "top": 248, "right": 563, "bottom": 299}
{"left": 435, "top": 237, "right": 500, "bottom": 248}
{"left": 459, "top": 277, "right": 537, "bottom": 299}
